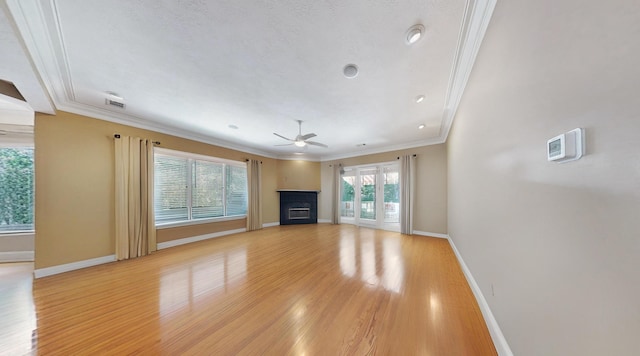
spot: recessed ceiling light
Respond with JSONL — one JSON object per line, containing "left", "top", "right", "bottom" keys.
{"left": 418, "top": 124, "right": 426, "bottom": 129}
{"left": 343, "top": 64, "right": 359, "bottom": 79}
{"left": 228, "top": 124, "right": 238, "bottom": 130}
{"left": 415, "top": 95, "right": 425, "bottom": 103}
{"left": 406, "top": 24, "right": 425, "bottom": 45}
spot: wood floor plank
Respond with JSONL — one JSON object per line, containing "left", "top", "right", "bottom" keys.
{"left": 0, "top": 224, "right": 496, "bottom": 355}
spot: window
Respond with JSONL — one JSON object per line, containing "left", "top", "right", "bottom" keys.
{"left": 0, "top": 148, "right": 34, "bottom": 232}
{"left": 154, "top": 149, "right": 247, "bottom": 225}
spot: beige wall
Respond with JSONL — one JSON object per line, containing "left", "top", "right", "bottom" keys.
{"left": 261, "top": 158, "right": 279, "bottom": 224}
{"left": 276, "top": 159, "right": 321, "bottom": 190}
{"left": 34, "top": 111, "right": 277, "bottom": 269}
{"left": 447, "top": 0, "right": 640, "bottom": 354}
{"left": 320, "top": 144, "right": 447, "bottom": 234}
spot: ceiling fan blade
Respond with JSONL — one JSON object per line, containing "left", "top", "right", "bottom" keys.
{"left": 273, "top": 133, "right": 294, "bottom": 141}
{"left": 275, "top": 143, "right": 295, "bottom": 146}
{"left": 305, "top": 141, "right": 328, "bottom": 148}
{"left": 301, "top": 133, "right": 316, "bottom": 140}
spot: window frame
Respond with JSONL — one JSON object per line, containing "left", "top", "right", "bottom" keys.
{"left": 154, "top": 148, "right": 247, "bottom": 229}
{"left": 0, "top": 145, "right": 35, "bottom": 234}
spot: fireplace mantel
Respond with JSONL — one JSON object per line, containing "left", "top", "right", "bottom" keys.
{"left": 276, "top": 189, "right": 321, "bottom": 193}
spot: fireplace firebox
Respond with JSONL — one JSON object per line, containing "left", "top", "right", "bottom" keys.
{"left": 278, "top": 190, "right": 319, "bottom": 225}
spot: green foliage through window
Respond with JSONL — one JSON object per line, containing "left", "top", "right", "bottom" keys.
{"left": 0, "top": 148, "right": 34, "bottom": 232}
{"left": 342, "top": 179, "right": 354, "bottom": 201}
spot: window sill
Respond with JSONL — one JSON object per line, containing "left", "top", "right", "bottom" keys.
{"left": 0, "top": 231, "right": 35, "bottom": 236}
{"left": 156, "top": 215, "right": 246, "bottom": 230}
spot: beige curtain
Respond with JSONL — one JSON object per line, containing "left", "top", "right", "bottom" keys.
{"left": 331, "top": 164, "right": 341, "bottom": 224}
{"left": 246, "top": 159, "right": 262, "bottom": 231}
{"left": 115, "top": 136, "right": 156, "bottom": 260}
{"left": 399, "top": 155, "right": 416, "bottom": 235}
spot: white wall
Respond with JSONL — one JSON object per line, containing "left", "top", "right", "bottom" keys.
{"left": 447, "top": 0, "right": 640, "bottom": 354}
{"left": 0, "top": 233, "right": 34, "bottom": 262}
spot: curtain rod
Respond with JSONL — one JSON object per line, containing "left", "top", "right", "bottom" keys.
{"left": 397, "top": 154, "right": 417, "bottom": 159}
{"left": 114, "top": 134, "right": 160, "bottom": 145}
{"left": 245, "top": 159, "right": 263, "bottom": 164}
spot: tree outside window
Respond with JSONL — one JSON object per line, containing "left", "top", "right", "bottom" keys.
{"left": 0, "top": 148, "right": 34, "bottom": 232}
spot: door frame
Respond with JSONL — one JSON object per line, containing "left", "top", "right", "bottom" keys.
{"left": 339, "top": 161, "right": 400, "bottom": 232}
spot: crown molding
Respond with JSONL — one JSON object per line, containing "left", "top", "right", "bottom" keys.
{"left": 7, "top": 0, "right": 497, "bottom": 163}
{"left": 319, "top": 137, "right": 445, "bottom": 162}
{"left": 2, "top": 0, "right": 55, "bottom": 114}
{"left": 440, "top": 0, "right": 497, "bottom": 141}
{"left": 6, "top": 0, "right": 281, "bottom": 159}
{"left": 276, "top": 154, "right": 322, "bottom": 162}
{"left": 55, "top": 101, "right": 280, "bottom": 159}
{"left": 6, "top": 0, "right": 72, "bottom": 105}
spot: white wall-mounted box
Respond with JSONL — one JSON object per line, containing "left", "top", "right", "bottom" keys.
{"left": 547, "top": 128, "right": 584, "bottom": 163}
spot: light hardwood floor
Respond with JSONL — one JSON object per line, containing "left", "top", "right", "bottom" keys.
{"left": 0, "top": 224, "right": 496, "bottom": 355}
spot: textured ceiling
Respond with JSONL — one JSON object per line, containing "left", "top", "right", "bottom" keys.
{"left": 3, "top": 0, "right": 495, "bottom": 160}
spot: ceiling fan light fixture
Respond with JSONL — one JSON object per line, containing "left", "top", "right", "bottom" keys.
{"left": 274, "top": 120, "right": 327, "bottom": 148}
{"left": 406, "top": 24, "right": 425, "bottom": 45}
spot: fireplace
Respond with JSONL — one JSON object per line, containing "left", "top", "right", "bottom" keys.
{"left": 278, "top": 190, "right": 318, "bottom": 225}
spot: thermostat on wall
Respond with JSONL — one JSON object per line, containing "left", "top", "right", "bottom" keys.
{"left": 547, "top": 128, "right": 584, "bottom": 163}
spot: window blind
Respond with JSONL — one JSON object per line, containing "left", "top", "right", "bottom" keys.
{"left": 154, "top": 150, "right": 248, "bottom": 225}
{"left": 154, "top": 155, "right": 188, "bottom": 222}
{"left": 225, "top": 165, "right": 248, "bottom": 216}
{"left": 192, "top": 160, "right": 224, "bottom": 219}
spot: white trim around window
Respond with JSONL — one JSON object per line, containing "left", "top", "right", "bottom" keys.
{"left": 156, "top": 214, "right": 246, "bottom": 229}
{"left": 154, "top": 147, "right": 245, "bottom": 167}
{"left": 153, "top": 147, "right": 248, "bottom": 227}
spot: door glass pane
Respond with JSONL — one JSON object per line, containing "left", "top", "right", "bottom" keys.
{"left": 383, "top": 166, "right": 399, "bottom": 223}
{"left": 340, "top": 170, "right": 356, "bottom": 217}
{"left": 192, "top": 160, "right": 224, "bottom": 219}
{"left": 360, "top": 169, "right": 377, "bottom": 220}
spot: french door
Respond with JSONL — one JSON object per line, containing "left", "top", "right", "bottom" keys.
{"left": 340, "top": 162, "right": 399, "bottom": 231}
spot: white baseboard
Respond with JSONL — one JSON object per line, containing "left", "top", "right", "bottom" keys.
{"left": 262, "top": 222, "right": 280, "bottom": 228}
{"left": 412, "top": 230, "right": 449, "bottom": 239}
{"left": 34, "top": 255, "right": 116, "bottom": 279}
{"left": 157, "top": 228, "right": 246, "bottom": 250}
{"left": 447, "top": 236, "right": 513, "bottom": 356}
{"left": 317, "top": 219, "right": 331, "bottom": 223}
{"left": 0, "top": 251, "right": 34, "bottom": 262}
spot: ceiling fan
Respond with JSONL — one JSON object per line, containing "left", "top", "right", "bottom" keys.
{"left": 273, "top": 120, "right": 328, "bottom": 148}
